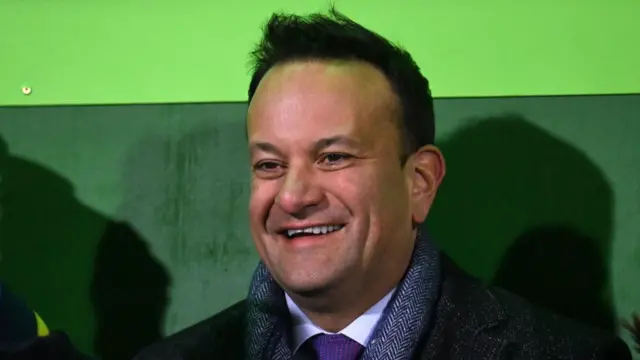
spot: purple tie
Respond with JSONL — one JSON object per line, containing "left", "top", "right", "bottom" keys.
{"left": 307, "top": 334, "right": 364, "bottom": 360}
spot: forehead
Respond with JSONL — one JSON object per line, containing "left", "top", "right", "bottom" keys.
{"left": 247, "top": 60, "right": 400, "bottom": 145}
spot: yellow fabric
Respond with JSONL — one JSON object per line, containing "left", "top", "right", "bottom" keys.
{"left": 34, "top": 311, "right": 49, "bottom": 337}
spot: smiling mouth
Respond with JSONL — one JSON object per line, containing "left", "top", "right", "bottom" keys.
{"left": 282, "top": 224, "right": 345, "bottom": 239}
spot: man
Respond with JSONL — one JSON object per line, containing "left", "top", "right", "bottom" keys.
{"left": 135, "top": 8, "right": 631, "bottom": 360}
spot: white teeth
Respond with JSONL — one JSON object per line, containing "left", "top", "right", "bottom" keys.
{"left": 286, "top": 225, "right": 343, "bottom": 237}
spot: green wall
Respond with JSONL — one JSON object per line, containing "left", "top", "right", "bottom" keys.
{"left": 1, "top": 96, "right": 639, "bottom": 358}
{"left": 1, "top": 1, "right": 639, "bottom": 106}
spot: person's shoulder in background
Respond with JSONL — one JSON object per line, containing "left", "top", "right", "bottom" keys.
{"left": 0, "top": 282, "right": 47, "bottom": 350}
{"left": 0, "top": 282, "right": 92, "bottom": 360}
{"left": 0, "top": 332, "right": 93, "bottom": 360}
{"left": 134, "top": 300, "right": 246, "bottom": 360}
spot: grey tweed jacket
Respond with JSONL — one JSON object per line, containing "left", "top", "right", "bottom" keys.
{"left": 135, "top": 238, "right": 631, "bottom": 360}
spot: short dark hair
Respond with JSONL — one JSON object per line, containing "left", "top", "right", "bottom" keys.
{"left": 247, "top": 8, "right": 435, "bottom": 162}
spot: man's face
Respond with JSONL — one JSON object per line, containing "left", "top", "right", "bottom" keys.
{"left": 247, "top": 60, "right": 441, "bottom": 297}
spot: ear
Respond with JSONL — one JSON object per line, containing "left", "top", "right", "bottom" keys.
{"left": 407, "top": 145, "right": 446, "bottom": 224}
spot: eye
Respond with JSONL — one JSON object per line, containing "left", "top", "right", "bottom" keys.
{"left": 253, "top": 161, "right": 285, "bottom": 178}
{"left": 254, "top": 161, "right": 280, "bottom": 171}
{"left": 253, "top": 161, "right": 280, "bottom": 171}
{"left": 318, "top": 153, "right": 353, "bottom": 167}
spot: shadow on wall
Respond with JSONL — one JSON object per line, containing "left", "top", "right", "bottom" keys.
{"left": 0, "top": 132, "right": 171, "bottom": 359}
{"left": 116, "top": 120, "right": 255, "bottom": 336}
{"left": 425, "top": 115, "right": 615, "bottom": 331}
{"left": 90, "top": 222, "right": 171, "bottom": 360}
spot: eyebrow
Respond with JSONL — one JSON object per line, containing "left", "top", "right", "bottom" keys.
{"left": 249, "top": 135, "right": 361, "bottom": 158}
{"left": 312, "top": 135, "right": 360, "bottom": 153}
{"left": 249, "top": 141, "right": 284, "bottom": 158}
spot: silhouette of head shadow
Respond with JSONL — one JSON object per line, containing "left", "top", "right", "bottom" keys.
{"left": 0, "top": 130, "right": 170, "bottom": 359}
{"left": 90, "top": 221, "right": 171, "bottom": 360}
{"left": 0, "top": 132, "right": 104, "bottom": 354}
{"left": 425, "top": 115, "right": 615, "bottom": 331}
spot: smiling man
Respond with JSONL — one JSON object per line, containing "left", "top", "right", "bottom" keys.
{"left": 246, "top": 59, "right": 427, "bottom": 340}
{"left": 135, "top": 8, "right": 631, "bottom": 360}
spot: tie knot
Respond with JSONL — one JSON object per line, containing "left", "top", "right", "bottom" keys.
{"left": 308, "top": 334, "right": 363, "bottom": 360}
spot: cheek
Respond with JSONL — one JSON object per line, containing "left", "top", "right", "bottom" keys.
{"left": 328, "top": 171, "right": 383, "bottom": 238}
{"left": 328, "top": 174, "right": 369, "bottom": 207}
{"left": 248, "top": 182, "right": 278, "bottom": 260}
{"left": 249, "top": 180, "right": 278, "bottom": 227}
{"left": 330, "top": 167, "right": 390, "bottom": 210}
{"left": 347, "top": 168, "right": 402, "bottom": 206}
{"left": 365, "top": 168, "right": 411, "bottom": 228}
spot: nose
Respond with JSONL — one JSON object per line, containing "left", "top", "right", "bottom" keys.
{"left": 275, "top": 164, "right": 325, "bottom": 216}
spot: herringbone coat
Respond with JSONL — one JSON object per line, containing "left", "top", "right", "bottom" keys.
{"left": 136, "top": 242, "right": 631, "bottom": 360}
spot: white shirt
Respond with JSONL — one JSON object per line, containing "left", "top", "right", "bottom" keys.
{"left": 286, "top": 289, "right": 396, "bottom": 354}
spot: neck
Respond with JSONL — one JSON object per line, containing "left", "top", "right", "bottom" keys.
{"left": 288, "top": 280, "right": 398, "bottom": 332}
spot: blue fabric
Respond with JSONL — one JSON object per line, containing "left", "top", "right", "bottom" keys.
{"left": 0, "top": 282, "right": 38, "bottom": 350}
{"left": 245, "top": 231, "right": 441, "bottom": 360}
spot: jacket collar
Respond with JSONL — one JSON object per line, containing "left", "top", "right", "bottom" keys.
{"left": 245, "top": 232, "right": 442, "bottom": 360}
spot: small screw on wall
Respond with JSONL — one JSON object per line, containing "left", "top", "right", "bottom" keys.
{"left": 21, "top": 86, "right": 32, "bottom": 95}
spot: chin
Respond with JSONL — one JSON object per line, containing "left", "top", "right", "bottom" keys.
{"left": 280, "top": 274, "right": 336, "bottom": 298}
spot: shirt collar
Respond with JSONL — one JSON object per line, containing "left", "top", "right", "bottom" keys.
{"left": 285, "top": 289, "right": 395, "bottom": 353}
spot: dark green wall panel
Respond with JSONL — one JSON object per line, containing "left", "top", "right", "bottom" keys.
{"left": 0, "top": 95, "right": 637, "bottom": 358}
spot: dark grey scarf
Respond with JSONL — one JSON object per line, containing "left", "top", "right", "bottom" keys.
{"left": 245, "top": 232, "right": 441, "bottom": 360}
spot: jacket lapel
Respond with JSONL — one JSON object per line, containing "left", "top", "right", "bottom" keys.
{"left": 360, "top": 232, "right": 442, "bottom": 360}
{"left": 245, "top": 262, "right": 293, "bottom": 360}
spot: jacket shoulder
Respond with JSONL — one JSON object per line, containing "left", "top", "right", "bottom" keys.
{"left": 425, "top": 256, "right": 631, "bottom": 359}
{"left": 489, "top": 286, "right": 631, "bottom": 359}
{"left": 134, "top": 300, "right": 246, "bottom": 360}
